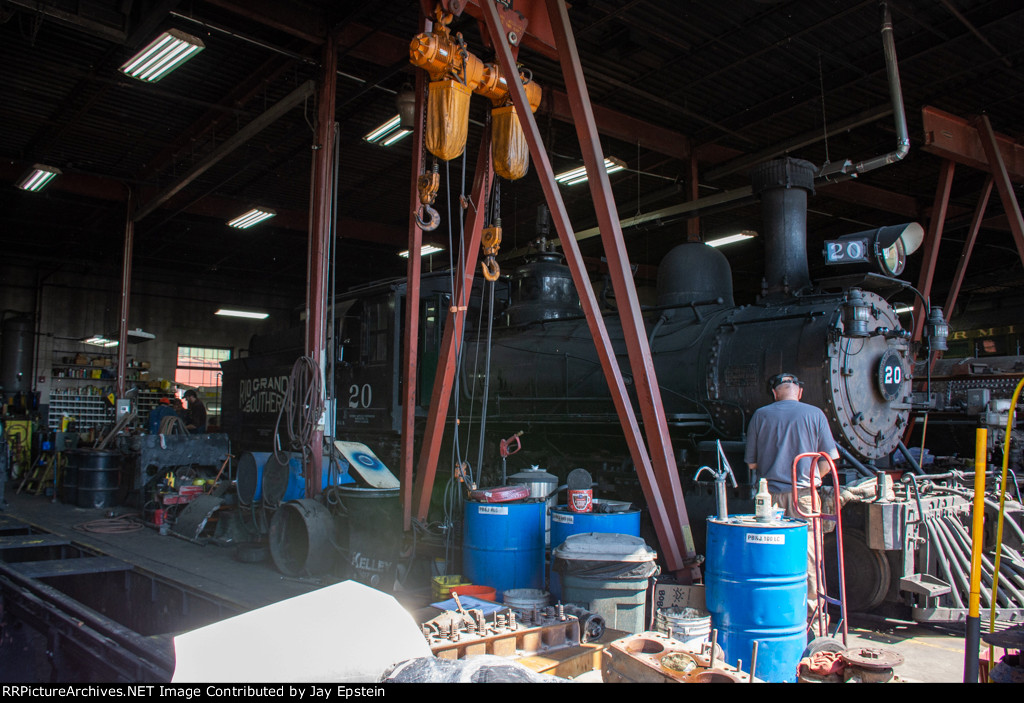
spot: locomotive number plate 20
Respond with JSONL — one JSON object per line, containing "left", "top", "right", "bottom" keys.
{"left": 877, "top": 349, "right": 905, "bottom": 401}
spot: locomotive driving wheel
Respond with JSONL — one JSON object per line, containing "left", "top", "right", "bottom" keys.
{"left": 825, "top": 528, "right": 891, "bottom": 612}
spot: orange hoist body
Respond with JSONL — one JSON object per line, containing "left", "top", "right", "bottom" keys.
{"left": 409, "top": 14, "right": 540, "bottom": 173}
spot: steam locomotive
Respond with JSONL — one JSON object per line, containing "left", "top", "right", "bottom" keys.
{"left": 221, "top": 158, "right": 1023, "bottom": 621}
{"left": 226, "top": 158, "right": 917, "bottom": 469}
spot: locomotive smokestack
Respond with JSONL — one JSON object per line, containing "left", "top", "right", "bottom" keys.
{"left": 750, "top": 157, "right": 816, "bottom": 298}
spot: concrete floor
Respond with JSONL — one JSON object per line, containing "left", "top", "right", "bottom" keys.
{"left": 0, "top": 488, "right": 1001, "bottom": 683}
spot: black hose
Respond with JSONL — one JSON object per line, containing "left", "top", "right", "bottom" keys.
{"left": 896, "top": 439, "right": 925, "bottom": 475}
{"left": 474, "top": 280, "right": 497, "bottom": 478}
{"left": 836, "top": 444, "right": 877, "bottom": 478}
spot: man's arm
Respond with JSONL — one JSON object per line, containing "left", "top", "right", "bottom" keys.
{"left": 816, "top": 449, "right": 840, "bottom": 477}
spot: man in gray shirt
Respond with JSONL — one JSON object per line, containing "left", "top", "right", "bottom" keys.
{"left": 744, "top": 372, "right": 839, "bottom": 636}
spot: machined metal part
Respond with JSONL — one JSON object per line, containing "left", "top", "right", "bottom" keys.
{"left": 842, "top": 646, "right": 904, "bottom": 670}
{"left": 840, "top": 646, "right": 905, "bottom": 683}
{"left": 982, "top": 622, "right": 1024, "bottom": 650}
{"left": 561, "top": 604, "right": 605, "bottom": 642}
{"left": 601, "top": 631, "right": 750, "bottom": 684}
{"left": 425, "top": 609, "right": 581, "bottom": 660}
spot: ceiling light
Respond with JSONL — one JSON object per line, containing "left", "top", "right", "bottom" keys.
{"left": 893, "top": 305, "right": 914, "bottom": 314}
{"left": 227, "top": 207, "right": 276, "bottom": 229}
{"left": 119, "top": 29, "right": 205, "bottom": 82}
{"left": 215, "top": 309, "right": 269, "bottom": 320}
{"left": 705, "top": 231, "right": 756, "bottom": 248}
{"left": 364, "top": 115, "right": 412, "bottom": 146}
{"left": 17, "top": 164, "right": 61, "bottom": 192}
{"left": 555, "top": 157, "right": 627, "bottom": 186}
{"left": 399, "top": 244, "right": 444, "bottom": 258}
{"left": 83, "top": 335, "right": 119, "bottom": 348}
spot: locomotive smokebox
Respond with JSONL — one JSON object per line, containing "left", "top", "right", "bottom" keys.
{"left": 750, "top": 157, "right": 816, "bottom": 299}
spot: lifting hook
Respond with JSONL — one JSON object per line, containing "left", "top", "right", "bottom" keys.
{"left": 480, "top": 221, "right": 502, "bottom": 281}
{"left": 480, "top": 257, "right": 500, "bottom": 282}
{"left": 415, "top": 165, "right": 441, "bottom": 232}
{"left": 415, "top": 204, "right": 440, "bottom": 231}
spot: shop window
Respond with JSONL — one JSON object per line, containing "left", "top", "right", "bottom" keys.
{"left": 175, "top": 345, "right": 232, "bottom": 387}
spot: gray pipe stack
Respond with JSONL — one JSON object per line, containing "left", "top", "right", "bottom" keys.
{"left": 749, "top": 157, "right": 817, "bottom": 300}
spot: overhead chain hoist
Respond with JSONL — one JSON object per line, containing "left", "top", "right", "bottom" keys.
{"left": 480, "top": 178, "right": 503, "bottom": 281}
{"left": 408, "top": 5, "right": 541, "bottom": 176}
{"left": 480, "top": 220, "right": 502, "bottom": 281}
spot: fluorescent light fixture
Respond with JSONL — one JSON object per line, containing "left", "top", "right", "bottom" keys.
{"left": 215, "top": 309, "right": 269, "bottom": 320}
{"left": 83, "top": 335, "right": 119, "bottom": 348}
{"left": 364, "top": 115, "right": 412, "bottom": 146}
{"left": 555, "top": 157, "right": 627, "bottom": 186}
{"left": 399, "top": 244, "right": 445, "bottom": 258}
{"left": 120, "top": 29, "right": 205, "bottom": 82}
{"left": 705, "top": 231, "right": 757, "bottom": 248}
{"left": 17, "top": 164, "right": 61, "bottom": 192}
{"left": 227, "top": 207, "right": 276, "bottom": 229}
{"left": 894, "top": 305, "right": 914, "bottom": 314}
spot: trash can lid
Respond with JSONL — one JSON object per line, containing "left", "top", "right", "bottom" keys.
{"left": 552, "top": 532, "right": 657, "bottom": 562}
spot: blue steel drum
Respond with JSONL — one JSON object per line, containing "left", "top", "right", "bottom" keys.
{"left": 705, "top": 515, "right": 808, "bottom": 683}
{"left": 550, "top": 505, "right": 641, "bottom": 548}
{"left": 260, "top": 453, "right": 355, "bottom": 505}
{"left": 463, "top": 500, "right": 545, "bottom": 599}
{"left": 549, "top": 505, "right": 642, "bottom": 601}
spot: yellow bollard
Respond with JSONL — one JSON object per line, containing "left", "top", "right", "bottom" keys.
{"left": 963, "top": 428, "right": 985, "bottom": 682}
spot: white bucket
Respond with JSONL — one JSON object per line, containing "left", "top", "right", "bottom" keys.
{"left": 655, "top": 606, "right": 712, "bottom": 646}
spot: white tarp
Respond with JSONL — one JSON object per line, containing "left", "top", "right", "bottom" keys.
{"left": 172, "top": 580, "right": 430, "bottom": 682}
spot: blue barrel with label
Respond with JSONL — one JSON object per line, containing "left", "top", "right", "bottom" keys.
{"left": 463, "top": 500, "right": 545, "bottom": 599}
{"left": 705, "top": 515, "right": 808, "bottom": 683}
{"left": 550, "top": 503, "right": 641, "bottom": 548}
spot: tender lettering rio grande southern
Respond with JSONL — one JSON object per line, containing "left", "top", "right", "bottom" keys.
{"left": 239, "top": 375, "right": 289, "bottom": 414}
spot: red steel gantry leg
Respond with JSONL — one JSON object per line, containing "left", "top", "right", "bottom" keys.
{"left": 401, "top": 18, "right": 431, "bottom": 531}
{"left": 974, "top": 114, "right": 1024, "bottom": 266}
{"left": 411, "top": 137, "right": 493, "bottom": 523}
{"left": 482, "top": 0, "right": 698, "bottom": 580}
{"left": 943, "top": 177, "right": 992, "bottom": 317}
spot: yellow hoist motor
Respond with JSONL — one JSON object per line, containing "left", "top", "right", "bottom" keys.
{"left": 409, "top": 8, "right": 541, "bottom": 174}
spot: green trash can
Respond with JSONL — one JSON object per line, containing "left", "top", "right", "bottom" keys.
{"left": 552, "top": 532, "right": 659, "bottom": 634}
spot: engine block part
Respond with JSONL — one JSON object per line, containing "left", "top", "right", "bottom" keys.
{"left": 425, "top": 608, "right": 581, "bottom": 660}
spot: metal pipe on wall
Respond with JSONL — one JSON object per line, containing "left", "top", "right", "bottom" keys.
{"left": 116, "top": 189, "right": 134, "bottom": 400}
